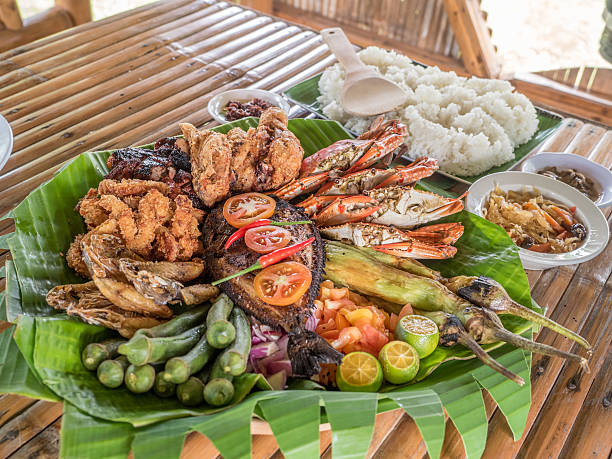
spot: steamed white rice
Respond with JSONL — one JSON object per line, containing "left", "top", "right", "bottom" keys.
{"left": 317, "top": 47, "right": 539, "bottom": 176}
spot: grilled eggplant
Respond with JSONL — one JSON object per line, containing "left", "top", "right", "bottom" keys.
{"left": 203, "top": 198, "right": 341, "bottom": 376}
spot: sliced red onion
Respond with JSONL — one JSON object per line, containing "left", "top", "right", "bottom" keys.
{"left": 267, "top": 359, "right": 292, "bottom": 376}
{"left": 262, "top": 330, "right": 283, "bottom": 341}
{"left": 305, "top": 314, "right": 319, "bottom": 332}
{"left": 250, "top": 341, "right": 280, "bottom": 359}
{"left": 251, "top": 336, "right": 264, "bottom": 345}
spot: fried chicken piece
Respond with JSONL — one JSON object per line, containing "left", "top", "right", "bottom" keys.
{"left": 66, "top": 234, "right": 90, "bottom": 278}
{"left": 180, "top": 123, "right": 233, "bottom": 207}
{"left": 170, "top": 195, "right": 204, "bottom": 260}
{"left": 98, "top": 179, "right": 169, "bottom": 197}
{"left": 98, "top": 195, "right": 138, "bottom": 248}
{"left": 76, "top": 188, "right": 109, "bottom": 230}
{"left": 97, "top": 190, "right": 172, "bottom": 258}
{"left": 227, "top": 127, "right": 254, "bottom": 192}
{"left": 253, "top": 107, "right": 304, "bottom": 190}
{"left": 155, "top": 227, "right": 180, "bottom": 262}
{"left": 134, "top": 189, "right": 172, "bottom": 255}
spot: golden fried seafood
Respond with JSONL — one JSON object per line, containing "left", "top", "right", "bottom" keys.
{"left": 73, "top": 179, "right": 204, "bottom": 262}
{"left": 46, "top": 282, "right": 166, "bottom": 337}
{"left": 180, "top": 123, "right": 233, "bottom": 207}
{"left": 179, "top": 108, "right": 304, "bottom": 207}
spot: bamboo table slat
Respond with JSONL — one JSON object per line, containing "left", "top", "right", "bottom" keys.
{"left": 0, "top": 1, "right": 610, "bottom": 458}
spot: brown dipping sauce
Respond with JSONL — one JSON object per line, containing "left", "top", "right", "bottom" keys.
{"left": 537, "top": 166, "right": 601, "bottom": 202}
{"left": 224, "top": 98, "right": 274, "bottom": 121}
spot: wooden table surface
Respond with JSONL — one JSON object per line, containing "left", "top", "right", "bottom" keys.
{"left": 0, "top": 1, "right": 610, "bottom": 458}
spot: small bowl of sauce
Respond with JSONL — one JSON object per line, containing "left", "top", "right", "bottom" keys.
{"left": 537, "top": 166, "right": 601, "bottom": 202}
{"left": 208, "top": 89, "right": 290, "bottom": 124}
{"left": 521, "top": 152, "right": 612, "bottom": 208}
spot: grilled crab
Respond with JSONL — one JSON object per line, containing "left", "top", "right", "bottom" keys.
{"left": 320, "top": 222, "right": 463, "bottom": 259}
{"left": 300, "top": 186, "right": 464, "bottom": 228}
{"left": 273, "top": 119, "right": 411, "bottom": 201}
{"left": 364, "top": 186, "right": 465, "bottom": 228}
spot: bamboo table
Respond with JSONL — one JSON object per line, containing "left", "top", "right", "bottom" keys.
{"left": 0, "top": 1, "right": 611, "bottom": 458}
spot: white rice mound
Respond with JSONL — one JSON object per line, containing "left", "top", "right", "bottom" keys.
{"left": 317, "top": 47, "right": 539, "bottom": 176}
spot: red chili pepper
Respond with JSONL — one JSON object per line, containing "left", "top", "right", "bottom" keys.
{"left": 212, "top": 237, "right": 315, "bottom": 286}
{"left": 224, "top": 219, "right": 311, "bottom": 249}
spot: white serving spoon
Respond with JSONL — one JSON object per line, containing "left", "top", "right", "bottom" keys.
{"left": 321, "top": 27, "right": 408, "bottom": 117}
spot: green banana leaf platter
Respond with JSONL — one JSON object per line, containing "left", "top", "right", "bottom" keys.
{"left": 284, "top": 73, "right": 563, "bottom": 185}
{"left": 0, "top": 117, "right": 539, "bottom": 459}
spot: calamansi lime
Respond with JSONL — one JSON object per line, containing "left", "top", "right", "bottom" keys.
{"left": 336, "top": 351, "right": 383, "bottom": 392}
{"left": 378, "top": 341, "right": 419, "bottom": 384}
{"left": 395, "top": 314, "right": 439, "bottom": 358}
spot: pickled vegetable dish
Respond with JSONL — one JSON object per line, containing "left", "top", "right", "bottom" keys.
{"left": 483, "top": 185, "right": 587, "bottom": 253}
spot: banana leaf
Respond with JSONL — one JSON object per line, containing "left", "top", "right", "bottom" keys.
{"left": 1, "top": 118, "right": 542, "bottom": 459}
{"left": 284, "top": 73, "right": 563, "bottom": 184}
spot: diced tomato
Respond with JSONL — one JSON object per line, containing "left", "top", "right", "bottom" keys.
{"left": 359, "top": 323, "right": 389, "bottom": 354}
{"left": 316, "top": 318, "right": 336, "bottom": 332}
{"left": 319, "top": 330, "right": 340, "bottom": 340}
{"left": 346, "top": 308, "right": 374, "bottom": 326}
{"left": 335, "top": 313, "right": 350, "bottom": 329}
{"left": 331, "top": 327, "right": 362, "bottom": 350}
{"left": 328, "top": 287, "right": 349, "bottom": 300}
{"left": 324, "top": 299, "right": 353, "bottom": 310}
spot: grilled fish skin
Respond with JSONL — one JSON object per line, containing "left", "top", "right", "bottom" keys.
{"left": 203, "top": 198, "right": 341, "bottom": 376}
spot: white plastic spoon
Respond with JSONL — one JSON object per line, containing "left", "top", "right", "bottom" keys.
{"left": 321, "top": 27, "right": 408, "bottom": 117}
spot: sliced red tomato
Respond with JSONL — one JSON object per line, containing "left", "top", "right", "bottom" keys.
{"left": 253, "top": 261, "right": 312, "bottom": 306}
{"left": 244, "top": 225, "right": 292, "bottom": 254}
{"left": 223, "top": 193, "right": 276, "bottom": 228}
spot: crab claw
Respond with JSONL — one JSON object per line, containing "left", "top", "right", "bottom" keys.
{"left": 345, "top": 134, "right": 405, "bottom": 174}
{"left": 271, "top": 171, "right": 331, "bottom": 200}
{"left": 312, "top": 196, "right": 381, "bottom": 226}
{"left": 315, "top": 168, "right": 392, "bottom": 196}
{"left": 373, "top": 241, "right": 457, "bottom": 259}
{"left": 403, "top": 222, "right": 464, "bottom": 245}
{"left": 296, "top": 195, "right": 344, "bottom": 216}
{"left": 300, "top": 139, "right": 373, "bottom": 177}
{"left": 374, "top": 157, "right": 439, "bottom": 189}
{"left": 358, "top": 118, "right": 410, "bottom": 140}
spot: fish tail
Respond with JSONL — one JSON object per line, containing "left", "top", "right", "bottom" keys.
{"left": 288, "top": 329, "right": 343, "bottom": 377}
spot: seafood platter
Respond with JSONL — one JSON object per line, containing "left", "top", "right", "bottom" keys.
{"left": 0, "top": 51, "right": 599, "bottom": 459}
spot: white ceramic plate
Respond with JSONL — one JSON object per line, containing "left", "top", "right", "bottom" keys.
{"left": 521, "top": 152, "right": 612, "bottom": 208}
{"left": 0, "top": 115, "right": 13, "bottom": 173}
{"left": 466, "top": 171, "right": 610, "bottom": 271}
{"left": 207, "top": 89, "right": 291, "bottom": 124}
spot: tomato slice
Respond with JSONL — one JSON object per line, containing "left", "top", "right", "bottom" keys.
{"left": 223, "top": 193, "right": 276, "bottom": 228}
{"left": 253, "top": 261, "right": 312, "bottom": 306}
{"left": 245, "top": 225, "right": 292, "bottom": 254}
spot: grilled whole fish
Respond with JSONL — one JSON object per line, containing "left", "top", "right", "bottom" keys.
{"left": 203, "top": 198, "right": 341, "bottom": 376}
